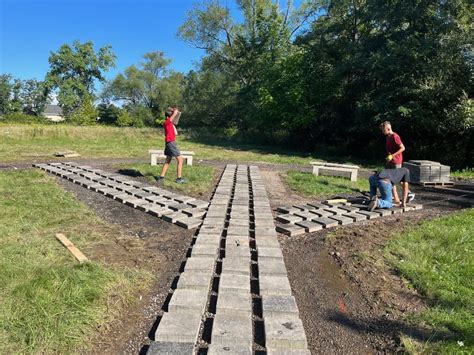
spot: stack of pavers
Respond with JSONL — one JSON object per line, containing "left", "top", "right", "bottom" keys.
{"left": 403, "top": 160, "right": 452, "bottom": 185}
{"left": 33, "top": 162, "right": 208, "bottom": 229}
{"left": 275, "top": 200, "right": 423, "bottom": 237}
{"left": 148, "top": 164, "right": 309, "bottom": 354}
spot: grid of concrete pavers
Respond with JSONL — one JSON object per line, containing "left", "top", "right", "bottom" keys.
{"left": 148, "top": 164, "right": 310, "bottom": 354}
{"left": 275, "top": 201, "right": 423, "bottom": 236}
{"left": 33, "top": 162, "right": 209, "bottom": 229}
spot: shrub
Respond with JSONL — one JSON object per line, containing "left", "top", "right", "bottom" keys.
{"left": 116, "top": 110, "right": 133, "bottom": 127}
{"left": 0, "top": 112, "right": 48, "bottom": 124}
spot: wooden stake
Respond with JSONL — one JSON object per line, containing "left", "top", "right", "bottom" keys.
{"left": 55, "top": 233, "right": 88, "bottom": 263}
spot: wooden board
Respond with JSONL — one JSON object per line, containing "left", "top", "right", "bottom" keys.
{"left": 55, "top": 233, "right": 88, "bottom": 263}
{"left": 413, "top": 181, "right": 455, "bottom": 187}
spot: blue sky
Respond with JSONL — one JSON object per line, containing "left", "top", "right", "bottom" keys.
{"left": 0, "top": 0, "right": 208, "bottom": 81}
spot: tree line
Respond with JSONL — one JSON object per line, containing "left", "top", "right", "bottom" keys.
{"left": 1, "top": 0, "right": 472, "bottom": 167}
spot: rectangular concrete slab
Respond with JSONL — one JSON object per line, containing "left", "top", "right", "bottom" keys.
{"left": 260, "top": 275, "right": 292, "bottom": 296}
{"left": 176, "top": 270, "right": 213, "bottom": 290}
{"left": 162, "top": 212, "right": 189, "bottom": 223}
{"left": 211, "top": 313, "right": 253, "bottom": 347}
{"left": 341, "top": 212, "right": 367, "bottom": 222}
{"left": 190, "top": 243, "right": 218, "bottom": 257}
{"left": 295, "top": 220, "right": 323, "bottom": 233}
{"left": 221, "top": 257, "right": 250, "bottom": 275}
{"left": 219, "top": 273, "right": 251, "bottom": 294}
{"left": 262, "top": 295, "right": 299, "bottom": 318}
{"left": 168, "top": 288, "right": 208, "bottom": 314}
{"left": 208, "top": 344, "right": 252, "bottom": 355}
{"left": 266, "top": 348, "right": 311, "bottom": 355}
{"left": 216, "top": 291, "right": 252, "bottom": 317}
{"left": 255, "top": 236, "right": 280, "bottom": 248}
{"left": 276, "top": 215, "right": 303, "bottom": 224}
{"left": 264, "top": 316, "right": 308, "bottom": 349}
{"left": 310, "top": 217, "right": 339, "bottom": 228}
{"left": 355, "top": 210, "right": 380, "bottom": 219}
{"left": 328, "top": 215, "right": 353, "bottom": 225}
{"left": 259, "top": 257, "right": 288, "bottom": 276}
{"left": 275, "top": 224, "right": 306, "bottom": 237}
{"left": 185, "top": 257, "right": 216, "bottom": 272}
{"left": 257, "top": 247, "right": 284, "bottom": 259}
{"left": 147, "top": 341, "right": 195, "bottom": 354}
{"left": 154, "top": 311, "right": 202, "bottom": 343}
{"left": 176, "top": 217, "right": 203, "bottom": 229}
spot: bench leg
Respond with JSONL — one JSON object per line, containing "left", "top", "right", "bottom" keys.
{"left": 150, "top": 155, "right": 157, "bottom": 166}
{"left": 186, "top": 156, "right": 193, "bottom": 166}
{"left": 312, "top": 167, "right": 320, "bottom": 176}
{"left": 350, "top": 171, "right": 357, "bottom": 182}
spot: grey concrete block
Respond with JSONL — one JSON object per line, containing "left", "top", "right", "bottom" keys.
{"left": 211, "top": 313, "right": 253, "bottom": 347}
{"left": 257, "top": 247, "right": 284, "bottom": 259}
{"left": 264, "top": 316, "right": 308, "bottom": 349}
{"left": 310, "top": 217, "right": 339, "bottom": 228}
{"left": 168, "top": 288, "right": 208, "bottom": 314}
{"left": 177, "top": 270, "right": 213, "bottom": 290}
{"left": 292, "top": 211, "right": 316, "bottom": 220}
{"left": 310, "top": 209, "right": 336, "bottom": 218}
{"left": 294, "top": 220, "right": 323, "bottom": 233}
{"left": 219, "top": 273, "right": 251, "bottom": 294}
{"left": 190, "top": 243, "right": 218, "bottom": 257}
{"left": 260, "top": 275, "right": 292, "bottom": 296}
{"left": 355, "top": 210, "right": 380, "bottom": 219}
{"left": 173, "top": 196, "right": 195, "bottom": 204}
{"left": 185, "top": 257, "right": 216, "bottom": 272}
{"left": 226, "top": 226, "right": 249, "bottom": 237}
{"left": 194, "top": 234, "right": 221, "bottom": 246}
{"left": 266, "top": 348, "right": 311, "bottom": 354}
{"left": 226, "top": 235, "right": 248, "bottom": 248}
{"left": 208, "top": 344, "right": 252, "bottom": 355}
{"left": 216, "top": 292, "right": 252, "bottom": 317}
{"left": 168, "top": 203, "right": 191, "bottom": 211}
{"left": 199, "top": 225, "right": 224, "bottom": 236}
{"left": 262, "top": 295, "right": 299, "bottom": 318}
{"left": 225, "top": 245, "right": 251, "bottom": 258}
{"left": 254, "top": 227, "right": 278, "bottom": 237}
{"left": 162, "top": 212, "right": 189, "bottom": 223}
{"left": 188, "top": 199, "right": 209, "bottom": 209}
{"left": 259, "top": 257, "right": 287, "bottom": 276}
{"left": 154, "top": 311, "right": 202, "bottom": 343}
{"left": 328, "top": 215, "right": 353, "bottom": 225}
{"left": 147, "top": 341, "right": 195, "bottom": 354}
{"left": 341, "top": 212, "right": 367, "bottom": 222}
{"left": 125, "top": 198, "right": 149, "bottom": 208}
{"left": 221, "top": 257, "right": 250, "bottom": 275}
{"left": 147, "top": 206, "right": 173, "bottom": 217}
{"left": 275, "top": 224, "right": 306, "bottom": 237}
{"left": 255, "top": 236, "right": 280, "bottom": 248}
{"left": 137, "top": 202, "right": 160, "bottom": 212}
{"left": 176, "top": 217, "right": 203, "bottom": 229}
{"left": 182, "top": 208, "right": 206, "bottom": 218}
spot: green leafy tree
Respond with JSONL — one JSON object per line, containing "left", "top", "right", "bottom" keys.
{"left": 102, "top": 51, "right": 184, "bottom": 119}
{"left": 97, "top": 103, "right": 121, "bottom": 125}
{"left": 70, "top": 97, "right": 98, "bottom": 125}
{"left": 20, "top": 79, "right": 48, "bottom": 116}
{"left": 116, "top": 109, "right": 133, "bottom": 127}
{"left": 45, "top": 40, "right": 115, "bottom": 117}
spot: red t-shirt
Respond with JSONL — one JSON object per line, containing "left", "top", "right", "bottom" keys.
{"left": 164, "top": 118, "right": 176, "bottom": 143}
{"left": 386, "top": 132, "right": 403, "bottom": 165}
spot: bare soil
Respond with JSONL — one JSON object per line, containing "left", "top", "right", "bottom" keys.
{"left": 10, "top": 159, "right": 473, "bottom": 354}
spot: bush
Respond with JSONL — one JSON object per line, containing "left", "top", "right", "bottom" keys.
{"left": 0, "top": 112, "right": 48, "bottom": 124}
{"left": 116, "top": 110, "right": 133, "bottom": 127}
{"left": 69, "top": 99, "right": 98, "bottom": 125}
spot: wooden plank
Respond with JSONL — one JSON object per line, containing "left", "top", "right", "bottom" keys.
{"left": 55, "top": 233, "right": 88, "bottom": 263}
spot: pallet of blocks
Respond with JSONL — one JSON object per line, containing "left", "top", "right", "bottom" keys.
{"left": 403, "top": 160, "right": 453, "bottom": 186}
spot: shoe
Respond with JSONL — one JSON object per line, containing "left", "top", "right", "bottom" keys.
{"left": 155, "top": 176, "right": 164, "bottom": 182}
{"left": 175, "top": 177, "right": 187, "bottom": 184}
{"left": 408, "top": 192, "right": 415, "bottom": 203}
{"left": 368, "top": 198, "right": 378, "bottom": 211}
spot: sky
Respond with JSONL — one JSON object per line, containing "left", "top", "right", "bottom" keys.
{"left": 0, "top": 0, "right": 211, "bottom": 82}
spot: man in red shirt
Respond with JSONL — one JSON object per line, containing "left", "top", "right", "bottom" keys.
{"left": 379, "top": 121, "right": 414, "bottom": 203}
{"left": 156, "top": 107, "right": 186, "bottom": 183}
{"left": 380, "top": 121, "right": 405, "bottom": 168}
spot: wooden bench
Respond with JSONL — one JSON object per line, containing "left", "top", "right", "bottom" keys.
{"left": 311, "top": 162, "right": 359, "bottom": 181}
{"left": 149, "top": 150, "right": 195, "bottom": 166}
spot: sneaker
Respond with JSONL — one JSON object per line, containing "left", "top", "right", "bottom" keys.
{"left": 175, "top": 177, "right": 187, "bottom": 184}
{"left": 155, "top": 176, "right": 164, "bottom": 182}
{"left": 368, "top": 198, "right": 378, "bottom": 211}
{"left": 408, "top": 192, "right": 415, "bottom": 203}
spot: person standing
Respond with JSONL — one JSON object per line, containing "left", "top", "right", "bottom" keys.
{"left": 156, "top": 107, "right": 186, "bottom": 184}
{"left": 380, "top": 121, "right": 405, "bottom": 168}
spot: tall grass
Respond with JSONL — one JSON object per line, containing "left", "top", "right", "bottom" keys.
{"left": 386, "top": 209, "right": 474, "bottom": 353}
{"left": 0, "top": 170, "right": 146, "bottom": 353}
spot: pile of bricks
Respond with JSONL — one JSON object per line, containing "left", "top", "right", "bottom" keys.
{"left": 403, "top": 160, "right": 452, "bottom": 185}
{"left": 275, "top": 201, "right": 423, "bottom": 236}
{"left": 33, "top": 162, "right": 209, "bottom": 229}
{"left": 149, "top": 164, "right": 309, "bottom": 354}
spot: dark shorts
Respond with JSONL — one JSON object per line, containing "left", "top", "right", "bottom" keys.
{"left": 164, "top": 141, "right": 181, "bottom": 157}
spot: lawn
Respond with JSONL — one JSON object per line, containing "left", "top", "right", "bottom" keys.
{"left": 284, "top": 170, "right": 369, "bottom": 197}
{"left": 386, "top": 208, "right": 474, "bottom": 353}
{"left": 0, "top": 123, "right": 372, "bottom": 167}
{"left": 115, "top": 162, "right": 216, "bottom": 196}
{"left": 0, "top": 169, "right": 149, "bottom": 353}
{"left": 451, "top": 168, "right": 474, "bottom": 180}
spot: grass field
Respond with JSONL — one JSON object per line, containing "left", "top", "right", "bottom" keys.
{"left": 452, "top": 168, "right": 474, "bottom": 180}
{"left": 386, "top": 209, "right": 474, "bottom": 353}
{"left": 284, "top": 171, "right": 369, "bottom": 197}
{"left": 115, "top": 163, "right": 216, "bottom": 196}
{"left": 0, "top": 169, "right": 149, "bottom": 353}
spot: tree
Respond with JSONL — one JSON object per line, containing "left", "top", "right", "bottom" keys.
{"left": 20, "top": 79, "right": 48, "bottom": 116}
{"left": 70, "top": 97, "right": 98, "bottom": 125}
{"left": 45, "top": 40, "right": 115, "bottom": 117}
{"left": 102, "top": 51, "right": 184, "bottom": 119}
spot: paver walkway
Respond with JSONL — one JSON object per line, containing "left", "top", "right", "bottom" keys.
{"left": 148, "top": 164, "right": 309, "bottom": 354}
{"left": 33, "top": 162, "right": 209, "bottom": 229}
{"left": 275, "top": 201, "right": 423, "bottom": 236}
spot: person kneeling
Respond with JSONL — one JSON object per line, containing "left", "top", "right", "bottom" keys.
{"left": 368, "top": 168, "right": 410, "bottom": 210}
